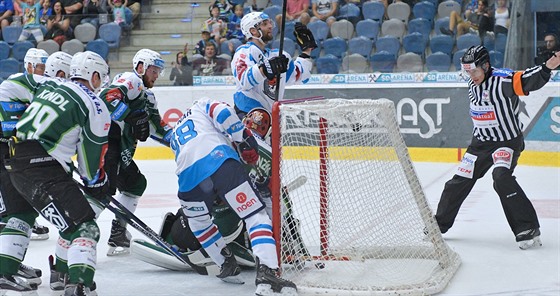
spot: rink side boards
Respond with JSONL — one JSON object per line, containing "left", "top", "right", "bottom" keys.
{"left": 138, "top": 76, "right": 559, "bottom": 167}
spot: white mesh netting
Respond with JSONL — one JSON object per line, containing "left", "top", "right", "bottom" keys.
{"left": 272, "top": 99, "right": 460, "bottom": 295}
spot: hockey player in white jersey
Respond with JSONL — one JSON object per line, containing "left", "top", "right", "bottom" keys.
{"left": 170, "top": 99, "right": 297, "bottom": 296}
{"left": 231, "top": 11, "right": 316, "bottom": 116}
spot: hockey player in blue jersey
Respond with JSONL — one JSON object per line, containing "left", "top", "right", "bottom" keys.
{"left": 231, "top": 11, "right": 316, "bottom": 116}
{"left": 170, "top": 99, "right": 297, "bottom": 296}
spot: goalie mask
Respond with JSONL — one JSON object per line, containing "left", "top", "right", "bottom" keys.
{"left": 243, "top": 107, "right": 271, "bottom": 139}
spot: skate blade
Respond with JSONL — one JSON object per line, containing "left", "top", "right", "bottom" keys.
{"left": 107, "top": 246, "right": 130, "bottom": 256}
{"left": 255, "top": 284, "right": 298, "bottom": 296}
{"left": 0, "top": 290, "right": 39, "bottom": 296}
{"left": 518, "top": 236, "right": 542, "bottom": 250}
{"left": 30, "top": 233, "right": 49, "bottom": 240}
{"left": 219, "top": 275, "right": 245, "bottom": 285}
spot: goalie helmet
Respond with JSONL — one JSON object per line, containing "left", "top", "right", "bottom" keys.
{"left": 44, "top": 51, "right": 72, "bottom": 79}
{"left": 133, "top": 49, "right": 165, "bottom": 76}
{"left": 24, "top": 48, "right": 48, "bottom": 73}
{"left": 240, "top": 12, "right": 274, "bottom": 40}
{"left": 243, "top": 107, "right": 271, "bottom": 139}
{"left": 70, "top": 51, "right": 109, "bottom": 93}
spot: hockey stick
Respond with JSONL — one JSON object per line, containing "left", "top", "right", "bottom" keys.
{"left": 274, "top": 0, "right": 288, "bottom": 101}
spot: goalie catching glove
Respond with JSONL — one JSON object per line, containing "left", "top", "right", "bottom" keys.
{"left": 294, "top": 22, "right": 317, "bottom": 51}
{"left": 125, "top": 110, "right": 150, "bottom": 141}
{"left": 259, "top": 55, "right": 288, "bottom": 80}
{"left": 236, "top": 129, "right": 259, "bottom": 165}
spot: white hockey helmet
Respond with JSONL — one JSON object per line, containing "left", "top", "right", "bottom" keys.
{"left": 24, "top": 48, "right": 48, "bottom": 72}
{"left": 44, "top": 51, "right": 72, "bottom": 79}
{"left": 69, "top": 51, "right": 109, "bottom": 93}
{"left": 241, "top": 12, "right": 273, "bottom": 40}
{"left": 133, "top": 49, "right": 165, "bottom": 76}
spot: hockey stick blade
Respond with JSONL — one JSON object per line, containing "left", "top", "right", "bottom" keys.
{"left": 285, "top": 176, "right": 307, "bottom": 193}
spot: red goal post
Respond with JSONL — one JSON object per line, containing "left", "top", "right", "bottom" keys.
{"left": 270, "top": 98, "right": 461, "bottom": 295}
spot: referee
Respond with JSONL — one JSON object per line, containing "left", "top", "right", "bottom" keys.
{"left": 434, "top": 45, "right": 560, "bottom": 250}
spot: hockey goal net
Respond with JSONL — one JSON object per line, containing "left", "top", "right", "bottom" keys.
{"left": 270, "top": 98, "right": 460, "bottom": 295}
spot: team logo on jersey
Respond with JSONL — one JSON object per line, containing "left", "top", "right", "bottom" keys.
{"left": 482, "top": 90, "right": 490, "bottom": 101}
{"left": 41, "top": 202, "right": 69, "bottom": 231}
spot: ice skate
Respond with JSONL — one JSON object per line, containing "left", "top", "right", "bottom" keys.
{"left": 16, "top": 264, "right": 42, "bottom": 286}
{"left": 255, "top": 258, "right": 297, "bottom": 296}
{"left": 30, "top": 222, "right": 49, "bottom": 240}
{"left": 107, "top": 219, "right": 131, "bottom": 256}
{"left": 49, "top": 255, "right": 66, "bottom": 292}
{"left": 516, "top": 228, "right": 542, "bottom": 250}
{"left": 63, "top": 283, "right": 95, "bottom": 296}
{"left": 0, "top": 274, "right": 38, "bottom": 295}
{"left": 216, "top": 247, "right": 244, "bottom": 284}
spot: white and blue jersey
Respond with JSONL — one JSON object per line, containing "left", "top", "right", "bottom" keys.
{"left": 231, "top": 41, "right": 313, "bottom": 113}
{"left": 171, "top": 99, "right": 246, "bottom": 192}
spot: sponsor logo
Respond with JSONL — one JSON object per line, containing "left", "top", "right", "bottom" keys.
{"left": 236, "top": 192, "right": 247, "bottom": 203}
{"left": 29, "top": 156, "right": 54, "bottom": 164}
{"left": 186, "top": 206, "right": 205, "bottom": 211}
{"left": 236, "top": 197, "right": 257, "bottom": 213}
{"left": 493, "top": 150, "right": 512, "bottom": 163}
{"left": 41, "top": 202, "right": 69, "bottom": 231}
{"left": 105, "top": 89, "right": 122, "bottom": 102}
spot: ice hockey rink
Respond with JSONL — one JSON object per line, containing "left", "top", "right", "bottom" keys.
{"left": 20, "top": 160, "right": 559, "bottom": 296}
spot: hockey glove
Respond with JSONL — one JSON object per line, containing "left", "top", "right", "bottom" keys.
{"left": 236, "top": 129, "right": 259, "bottom": 165}
{"left": 294, "top": 22, "right": 317, "bottom": 51}
{"left": 124, "top": 110, "right": 150, "bottom": 141}
{"left": 259, "top": 55, "right": 289, "bottom": 80}
{"left": 82, "top": 169, "right": 110, "bottom": 202}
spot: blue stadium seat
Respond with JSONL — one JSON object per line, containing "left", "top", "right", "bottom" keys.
{"left": 1, "top": 26, "right": 22, "bottom": 45}
{"left": 430, "top": 34, "right": 454, "bottom": 56}
{"left": 270, "top": 0, "right": 282, "bottom": 7}
{"left": 453, "top": 48, "right": 467, "bottom": 71}
{"left": 272, "top": 37, "right": 296, "bottom": 57}
{"left": 284, "top": 21, "right": 296, "bottom": 42}
{"left": 11, "top": 41, "right": 35, "bottom": 62}
{"left": 308, "top": 20, "right": 329, "bottom": 43}
{"left": 375, "top": 36, "right": 400, "bottom": 58}
{"left": 426, "top": 51, "right": 451, "bottom": 72}
{"left": 408, "top": 18, "right": 432, "bottom": 42}
{"left": 310, "top": 43, "right": 322, "bottom": 59}
{"left": 362, "top": 1, "right": 385, "bottom": 21}
{"left": 489, "top": 50, "right": 504, "bottom": 68}
{"left": 403, "top": 32, "right": 427, "bottom": 56}
{"left": 495, "top": 33, "right": 507, "bottom": 54}
{"left": 434, "top": 17, "right": 450, "bottom": 35}
{"left": 456, "top": 33, "right": 481, "bottom": 51}
{"left": 483, "top": 35, "right": 495, "bottom": 51}
{"left": 370, "top": 51, "right": 396, "bottom": 72}
{"left": 355, "top": 19, "right": 380, "bottom": 42}
{"left": 315, "top": 54, "right": 340, "bottom": 74}
{"left": 263, "top": 5, "right": 281, "bottom": 21}
{"left": 413, "top": 1, "right": 436, "bottom": 22}
{"left": 337, "top": 3, "right": 361, "bottom": 25}
{"left": 0, "top": 41, "right": 10, "bottom": 60}
{"left": 323, "top": 37, "right": 347, "bottom": 58}
{"left": 86, "top": 39, "right": 110, "bottom": 60}
{"left": 98, "top": 22, "right": 122, "bottom": 49}
{"left": 0, "top": 58, "right": 20, "bottom": 79}
{"left": 348, "top": 36, "right": 374, "bottom": 58}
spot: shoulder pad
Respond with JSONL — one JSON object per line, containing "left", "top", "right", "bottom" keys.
{"left": 492, "top": 68, "right": 514, "bottom": 77}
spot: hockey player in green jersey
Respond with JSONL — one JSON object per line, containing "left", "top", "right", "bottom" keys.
{"left": 96, "top": 48, "right": 173, "bottom": 256}
{"left": 0, "top": 51, "right": 110, "bottom": 296}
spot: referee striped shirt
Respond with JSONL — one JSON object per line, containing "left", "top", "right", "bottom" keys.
{"left": 468, "top": 65, "right": 551, "bottom": 142}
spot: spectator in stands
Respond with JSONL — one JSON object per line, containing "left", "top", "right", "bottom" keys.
{"left": 38, "top": 0, "right": 51, "bottom": 25}
{"left": 0, "top": 0, "right": 15, "bottom": 31}
{"left": 125, "top": 0, "right": 138, "bottom": 23}
{"left": 226, "top": 4, "right": 244, "bottom": 42}
{"left": 16, "top": 0, "right": 44, "bottom": 42}
{"left": 81, "top": 0, "right": 107, "bottom": 28}
{"left": 440, "top": 0, "right": 492, "bottom": 38}
{"left": 170, "top": 51, "right": 193, "bottom": 86}
{"left": 60, "top": 0, "right": 83, "bottom": 28}
{"left": 193, "top": 26, "right": 218, "bottom": 57}
{"left": 205, "top": 5, "right": 227, "bottom": 48}
{"left": 181, "top": 42, "right": 190, "bottom": 64}
{"left": 192, "top": 42, "right": 228, "bottom": 76}
{"left": 209, "top": 0, "right": 233, "bottom": 20}
{"left": 108, "top": 0, "right": 130, "bottom": 30}
{"left": 276, "top": 0, "right": 310, "bottom": 26}
{"left": 45, "top": 0, "right": 72, "bottom": 46}
{"left": 463, "top": 0, "right": 478, "bottom": 19}
{"left": 310, "top": 0, "right": 338, "bottom": 28}
{"left": 493, "top": 0, "right": 509, "bottom": 35}
{"left": 535, "top": 33, "right": 560, "bottom": 68}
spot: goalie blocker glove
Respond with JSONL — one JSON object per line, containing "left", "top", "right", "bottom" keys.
{"left": 236, "top": 129, "right": 259, "bottom": 165}
{"left": 124, "top": 110, "right": 150, "bottom": 141}
{"left": 294, "top": 22, "right": 317, "bottom": 52}
{"left": 259, "top": 55, "right": 289, "bottom": 80}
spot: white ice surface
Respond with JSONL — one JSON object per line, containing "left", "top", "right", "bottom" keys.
{"left": 20, "top": 160, "right": 559, "bottom": 296}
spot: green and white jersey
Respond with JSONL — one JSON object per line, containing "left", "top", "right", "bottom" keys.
{"left": 16, "top": 80, "right": 111, "bottom": 181}
{"left": 0, "top": 74, "right": 58, "bottom": 137}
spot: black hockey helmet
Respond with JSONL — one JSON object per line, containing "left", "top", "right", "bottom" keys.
{"left": 461, "top": 45, "right": 490, "bottom": 70}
